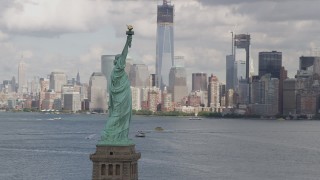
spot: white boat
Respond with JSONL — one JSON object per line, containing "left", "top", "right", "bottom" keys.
{"left": 189, "top": 116, "right": 202, "bottom": 120}
{"left": 189, "top": 112, "right": 201, "bottom": 120}
{"left": 135, "top": 131, "right": 146, "bottom": 137}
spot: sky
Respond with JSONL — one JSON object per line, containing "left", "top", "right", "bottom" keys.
{"left": 0, "top": 0, "right": 320, "bottom": 87}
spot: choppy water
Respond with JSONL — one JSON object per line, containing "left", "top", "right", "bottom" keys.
{"left": 1, "top": 112, "right": 320, "bottom": 180}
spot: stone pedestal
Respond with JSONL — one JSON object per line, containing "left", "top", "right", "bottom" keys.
{"left": 90, "top": 145, "right": 141, "bottom": 180}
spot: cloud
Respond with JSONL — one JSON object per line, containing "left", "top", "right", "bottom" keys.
{"left": 0, "top": 31, "right": 9, "bottom": 41}
{"left": 0, "top": 0, "right": 111, "bottom": 36}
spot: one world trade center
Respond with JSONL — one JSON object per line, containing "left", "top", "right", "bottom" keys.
{"left": 155, "top": 0, "right": 174, "bottom": 89}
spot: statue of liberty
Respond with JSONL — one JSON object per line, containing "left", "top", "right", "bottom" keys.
{"left": 98, "top": 25, "right": 134, "bottom": 146}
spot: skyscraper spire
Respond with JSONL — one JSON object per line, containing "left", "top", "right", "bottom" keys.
{"left": 76, "top": 70, "right": 81, "bottom": 85}
{"left": 18, "top": 55, "right": 27, "bottom": 94}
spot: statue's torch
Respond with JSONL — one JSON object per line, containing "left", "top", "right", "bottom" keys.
{"left": 126, "top": 25, "right": 134, "bottom": 48}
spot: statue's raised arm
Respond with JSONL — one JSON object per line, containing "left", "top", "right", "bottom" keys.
{"left": 114, "top": 25, "right": 134, "bottom": 70}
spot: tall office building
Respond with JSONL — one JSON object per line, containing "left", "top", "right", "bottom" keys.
{"left": 11, "top": 76, "right": 17, "bottom": 93}
{"left": 131, "top": 87, "right": 141, "bottom": 111}
{"left": 226, "top": 89, "right": 235, "bottom": 108}
{"left": 250, "top": 74, "right": 279, "bottom": 116}
{"left": 155, "top": 0, "right": 174, "bottom": 89}
{"left": 76, "top": 71, "right": 81, "bottom": 85}
{"left": 226, "top": 55, "right": 237, "bottom": 90}
{"left": 219, "top": 83, "right": 226, "bottom": 107}
{"left": 251, "top": 76, "right": 262, "bottom": 104}
{"left": 101, "top": 55, "right": 115, "bottom": 92}
{"left": 129, "top": 64, "right": 150, "bottom": 88}
{"left": 49, "top": 72, "right": 67, "bottom": 94}
{"left": 18, "top": 61, "right": 27, "bottom": 93}
{"left": 168, "top": 66, "right": 188, "bottom": 103}
{"left": 208, "top": 74, "right": 220, "bottom": 108}
{"left": 161, "top": 87, "right": 173, "bottom": 112}
{"left": 234, "top": 34, "right": 250, "bottom": 81}
{"left": 238, "top": 79, "right": 249, "bottom": 104}
{"left": 237, "top": 60, "right": 246, "bottom": 80}
{"left": 149, "top": 74, "right": 156, "bottom": 87}
{"left": 299, "top": 56, "right": 320, "bottom": 75}
{"left": 279, "top": 66, "right": 288, "bottom": 114}
{"left": 192, "top": 73, "right": 207, "bottom": 92}
{"left": 88, "top": 72, "right": 107, "bottom": 113}
{"left": 40, "top": 78, "right": 49, "bottom": 92}
{"left": 148, "top": 89, "right": 161, "bottom": 112}
{"left": 259, "top": 51, "right": 282, "bottom": 78}
{"left": 63, "top": 92, "right": 81, "bottom": 112}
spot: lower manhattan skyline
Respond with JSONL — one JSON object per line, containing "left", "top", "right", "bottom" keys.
{"left": 0, "top": 0, "right": 320, "bottom": 86}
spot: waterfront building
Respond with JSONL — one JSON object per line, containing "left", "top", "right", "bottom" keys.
{"left": 148, "top": 90, "right": 159, "bottom": 112}
{"left": 155, "top": 0, "right": 174, "bottom": 89}
{"left": 208, "top": 74, "right": 220, "bottom": 108}
{"left": 11, "top": 77, "right": 17, "bottom": 93}
{"left": 149, "top": 74, "right": 156, "bottom": 87}
{"left": 101, "top": 55, "right": 114, "bottom": 92}
{"left": 250, "top": 74, "right": 279, "bottom": 116}
{"left": 129, "top": 64, "right": 150, "bottom": 88}
{"left": 63, "top": 92, "right": 81, "bottom": 112}
{"left": 88, "top": 72, "right": 107, "bottom": 113}
{"left": 219, "top": 83, "right": 226, "bottom": 106}
{"left": 261, "top": 74, "right": 279, "bottom": 115}
{"left": 41, "top": 90, "right": 56, "bottom": 110}
{"left": 53, "top": 98, "right": 62, "bottom": 110}
{"left": 7, "top": 98, "right": 16, "bottom": 109}
{"left": 40, "top": 78, "right": 49, "bottom": 92}
{"left": 49, "top": 72, "right": 67, "bottom": 98}
{"left": 237, "top": 60, "right": 246, "bottom": 80}
{"left": 125, "top": 57, "right": 133, "bottom": 77}
{"left": 18, "top": 60, "right": 27, "bottom": 94}
{"left": 131, "top": 87, "right": 141, "bottom": 111}
{"left": 168, "top": 66, "right": 188, "bottom": 104}
{"left": 296, "top": 91, "right": 319, "bottom": 115}
{"left": 238, "top": 79, "right": 249, "bottom": 105}
{"left": 187, "top": 91, "right": 201, "bottom": 107}
{"left": 192, "top": 73, "right": 207, "bottom": 92}
{"left": 283, "top": 79, "right": 298, "bottom": 115}
{"left": 226, "top": 55, "right": 237, "bottom": 90}
{"left": 76, "top": 71, "right": 81, "bottom": 85}
{"left": 2, "top": 80, "right": 14, "bottom": 93}
{"left": 141, "top": 87, "right": 162, "bottom": 108}
{"left": 226, "top": 89, "right": 235, "bottom": 108}
{"left": 259, "top": 51, "right": 282, "bottom": 79}
{"left": 279, "top": 66, "right": 288, "bottom": 114}
{"left": 234, "top": 34, "right": 251, "bottom": 81}
{"left": 299, "top": 56, "right": 320, "bottom": 74}
{"left": 80, "top": 83, "right": 89, "bottom": 101}
{"left": 220, "top": 96, "right": 226, "bottom": 108}
{"left": 29, "top": 76, "right": 40, "bottom": 95}
{"left": 251, "top": 76, "right": 263, "bottom": 104}
{"left": 161, "top": 87, "right": 173, "bottom": 112}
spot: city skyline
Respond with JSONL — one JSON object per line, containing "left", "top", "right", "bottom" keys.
{"left": 0, "top": 0, "right": 320, "bottom": 86}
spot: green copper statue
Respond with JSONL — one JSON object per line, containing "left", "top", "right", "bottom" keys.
{"left": 98, "top": 25, "right": 134, "bottom": 146}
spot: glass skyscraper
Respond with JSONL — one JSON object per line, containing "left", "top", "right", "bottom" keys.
{"left": 155, "top": 0, "right": 174, "bottom": 89}
{"left": 258, "top": 51, "right": 282, "bottom": 79}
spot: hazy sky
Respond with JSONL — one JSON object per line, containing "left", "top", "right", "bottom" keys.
{"left": 0, "top": 0, "right": 319, "bottom": 85}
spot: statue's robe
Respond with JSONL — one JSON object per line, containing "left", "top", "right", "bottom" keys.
{"left": 99, "top": 36, "right": 133, "bottom": 145}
